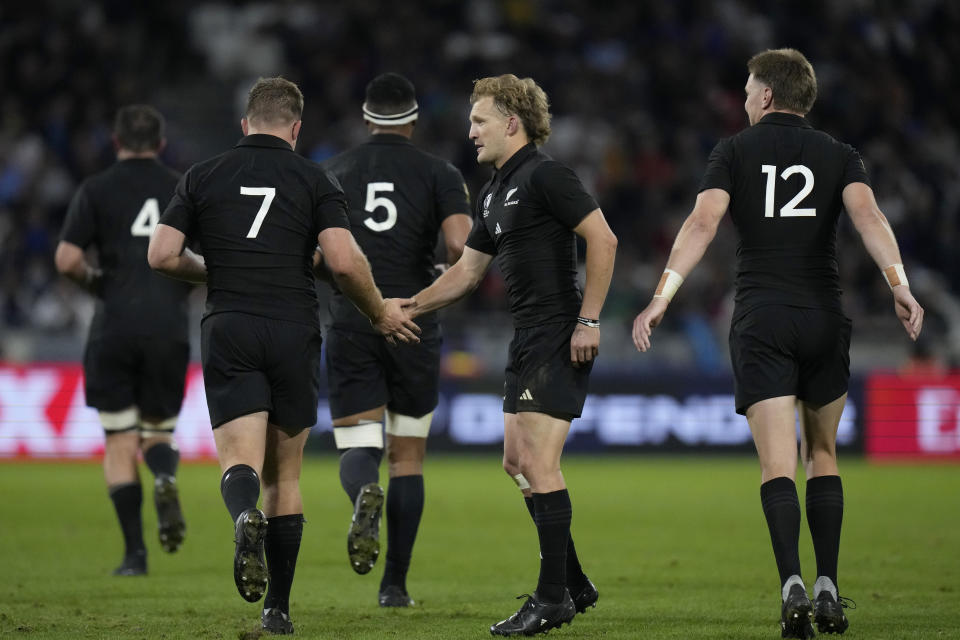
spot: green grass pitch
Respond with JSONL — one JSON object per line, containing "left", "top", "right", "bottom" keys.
{"left": 1, "top": 455, "right": 958, "bottom": 639}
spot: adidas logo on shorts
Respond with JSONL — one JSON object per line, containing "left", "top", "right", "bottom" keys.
{"left": 520, "top": 388, "right": 534, "bottom": 401}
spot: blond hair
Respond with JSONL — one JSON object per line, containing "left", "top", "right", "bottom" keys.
{"left": 747, "top": 48, "right": 817, "bottom": 114}
{"left": 245, "top": 77, "right": 304, "bottom": 126}
{"left": 471, "top": 74, "right": 551, "bottom": 146}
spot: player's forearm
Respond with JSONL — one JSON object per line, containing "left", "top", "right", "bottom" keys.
{"left": 854, "top": 212, "right": 906, "bottom": 281}
{"left": 152, "top": 249, "right": 207, "bottom": 284}
{"left": 331, "top": 253, "right": 386, "bottom": 323}
{"left": 409, "top": 262, "right": 480, "bottom": 318}
{"left": 579, "top": 233, "right": 617, "bottom": 319}
{"left": 662, "top": 213, "right": 717, "bottom": 284}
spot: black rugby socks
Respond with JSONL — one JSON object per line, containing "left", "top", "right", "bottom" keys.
{"left": 109, "top": 482, "right": 145, "bottom": 557}
{"left": 143, "top": 442, "right": 179, "bottom": 479}
{"left": 338, "top": 447, "right": 383, "bottom": 504}
{"left": 220, "top": 464, "right": 261, "bottom": 523}
{"left": 806, "top": 475, "right": 844, "bottom": 589}
{"left": 524, "top": 495, "right": 587, "bottom": 590}
{"left": 532, "top": 489, "right": 572, "bottom": 604}
{"left": 264, "top": 514, "right": 304, "bottom": 615}
{"left": 380, "top": 474, "right": 425, "bottom": 592}
{"left": 760, "top": 477, "right": 803, "bottom": 588}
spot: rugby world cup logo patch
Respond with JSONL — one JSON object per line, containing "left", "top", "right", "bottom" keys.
{"left": 483, "top": 193, "right": 492, "bottom": 217}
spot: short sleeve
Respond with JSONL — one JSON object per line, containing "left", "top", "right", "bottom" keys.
{"left": 159, "top": 170, "right": 198, "bottom": 236}
{"left": 435, "top": 161, "right": 471, "bottom": 219}
{"left": 61, "top": 182, "right": 97, "bottom": 248}
{"left": 465, "top": 190, "right": 496, "bottom": 256}
{"left": 698, "top": 138, "right": 734, "bottom": 194}
{"left": 841, "top": 146, "right": 870, "bottom": 189}
{"left": 315, "top": 171, "right": 351, "bottom": 232}
{"left": 531, "top": 161, "right": 598, "bottom": 229}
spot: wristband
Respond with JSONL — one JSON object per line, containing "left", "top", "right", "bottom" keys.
{"left": 577, "top": 316, "right": 600, "bottom": 328}
{"left": 654, "top": 268, "right": 684, "bottom": 301}
{"left": 882, "top": 263, "right": 908, "bottom": 289}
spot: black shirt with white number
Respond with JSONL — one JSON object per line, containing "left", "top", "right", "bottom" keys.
{"left": 699, "top": 113, "right": 869, "bottom": 319}
{"left": 160, "top": 134, "right": 350, "bottom": 327}
{"left": 323, "top": 133, "right": 470, "bottom": 333}
{"left": 61, "top": 158, "right": 191, "bottom": 341}
{"left": 465, "top": 143, "right": 598, "bottom": 328}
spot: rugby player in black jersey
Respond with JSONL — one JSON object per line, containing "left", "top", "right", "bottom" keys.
{"left": 632, "top": 49, "right": 923, "bottom": 638}
{"left": 405, "top": 74, "right": 618, "bottom": 636}
{"left": 148, "top": 77, "right": 419, "bottom": 635}
{"left": 320, "top": 73, "right": 472, "bottom": 607}
{"left": 55, "top": 105, "right": 191, "bottom": 576}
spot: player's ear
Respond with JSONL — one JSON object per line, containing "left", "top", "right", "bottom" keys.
{"left": 157, "top": 138, "right": 167, "bottom": 155}
{"left": 111, "top": 135, "right": 121, "bottom": 153}
{"left": 241, "top": 118, "right": 250, "bottom": 136}
{"left": 762, "top": 87, "right": 773, "bottom": 109}
{"left": 291, "top": 120, "right": 302, "bottom": 143}
{"left": 506, "top": 115, "right": 518, "bottom": 136}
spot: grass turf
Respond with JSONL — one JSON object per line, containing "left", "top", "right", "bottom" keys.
{"left": 1, "top": 455, "right": 958, "bottom": 639}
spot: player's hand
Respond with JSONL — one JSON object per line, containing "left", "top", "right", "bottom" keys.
{"left": 632, "top": 297, "right": 669, "bottom": 352}
{"left": 570, "top": 324, "right": 599, "bottom": 367}
{"left": 892, "top": 285, "right": 923, "bottom": 341}
{"left": 374, "top": 298, "right": 421, "bottom": 344}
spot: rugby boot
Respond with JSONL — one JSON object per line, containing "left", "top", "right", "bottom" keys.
{"left": 154, "top": 474, "right": 186, "bottom": 553}
{"left": 814, "top": 590, "right": 853, "bottom": 634}
{"left": 569, "top": 577, "right": 598, "bottom": 614}
{"left": 261, "top": 608, "right": 294, "bottom": 635}
{"left": 112, "top": 549, "right": 147, "bottom": 576}
{"left": 780, "top": 583, "right": 815, "bottom": 639}
{"left": 490, "top": 590, "right": 576, "bottom": 636}
{"left": 347, "top": 482, "right": 384, "bottom": 575}
{"left": 379, "top": 584, "right": 415, "bottom": 608}
{"left": 234, "top": 508, "right": 268, "bottom": 602}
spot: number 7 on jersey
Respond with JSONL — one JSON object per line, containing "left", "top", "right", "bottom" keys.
{"left": 240, "top": 186, "right": 276, "bottom": 238}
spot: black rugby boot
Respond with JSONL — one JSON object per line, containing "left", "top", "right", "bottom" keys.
{"left": 261, "top": 608, "right": 294, "bottom": 635}
{"left": 155, "top": 475, "right": 186, "bottom": 552}
{"left": 347, "top": 482, "right": 384, "bottom": 575}
{"left": 814, "top": 590, "right": 852, "bottom": 634}
{"left": 569, "top": 577, "right": 598, "bottom": 614}
{"left": 490, "top": 591, "right": 576, "bottom": 636}
{"left": 234, "top": 508, "right": 268, "bottom": 602}
{"left": 780, "top": 583, "right": 815, "bottom": 639}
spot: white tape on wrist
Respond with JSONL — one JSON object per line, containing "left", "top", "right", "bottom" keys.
{"left": 653, "top": 268, "right": 684, "bottom": 301}
{"left": 882, "top": 263, "right": 908, "bottom": 289}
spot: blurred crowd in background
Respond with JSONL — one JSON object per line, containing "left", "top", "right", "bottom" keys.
{"left": 2, "top": 0, "right": 958, "bottom": 374}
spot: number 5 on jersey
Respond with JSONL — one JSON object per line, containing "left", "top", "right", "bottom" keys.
{"left": 240, "top": 186, "right": 276, "bottom": 238}
{"left": 761, "top": 164, "right": 815, "bottom": 218}
{"left": 364, "top": 182, "right": 397, "bottom": 232}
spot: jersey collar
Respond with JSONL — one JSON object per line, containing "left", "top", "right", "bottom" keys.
{"left": 494, "top": 142, "right": 538, "bottom": 180}
{"left": 368, "top": 133, "right": 414, "bottom": 145}
{"left": 236, "top": 134, "right": 295, "bottom": 150}
{"left": 757, "top": 112, "right": 811, "bottom": 128}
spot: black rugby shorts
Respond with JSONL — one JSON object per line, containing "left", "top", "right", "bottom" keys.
{"left": 201, "top": 312, "right": 322, "bottom": 430}
{"left": 503, "top": 321, "right": 593, "bottom": 421}
{"left": 83, "top": 333, "right": 189, "bottom": 420}
{"left": 325, "top": 325, "right": 441, "bottom": 420}
{"left": 729, "top": 305, "right": 852, "bottom": 415}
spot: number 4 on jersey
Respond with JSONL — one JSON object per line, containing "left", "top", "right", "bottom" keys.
{"left": 761, "top": 164, "right": 815, "bottom": 217}
{"left": 130, "top": 198, "right": 160, "bottom": 237}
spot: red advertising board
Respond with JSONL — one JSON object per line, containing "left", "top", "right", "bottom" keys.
{"left": 865, "top": 373, "right": 960, "bottom": 459}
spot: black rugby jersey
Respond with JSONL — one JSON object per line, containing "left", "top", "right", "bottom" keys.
{"left": 465, "top": 143, "right": 598, "bottom": 328}
{"left": 159, "top": 134, "right": 350, "bottom": 327}
{"left": 699, "top": 113, "right": 869, "bottom": 318}
{"left": 61, "top": 158, "right": 191, "bottom": 341}
{"left": 323, "top": 133, "right": 469, "bottom": 333}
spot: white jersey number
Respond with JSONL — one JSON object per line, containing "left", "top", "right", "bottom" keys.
{"left": 240, "top": 186, "right": 276, "bottom": 238}
{"left": 130, "top": 198, "right": 160, "bottom": 237}
{"left": 761, "top": 164, "right": 816, "bottom": 218}
{"left": 363, "top": 182, "right": 397, "bottom": 232}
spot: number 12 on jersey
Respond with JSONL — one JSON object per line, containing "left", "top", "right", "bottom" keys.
{"left": 761, "top": 164, "right": 815, "bottom": 218}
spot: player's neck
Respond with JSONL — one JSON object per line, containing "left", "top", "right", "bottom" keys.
{"left": 368, "top": 124, "right": 414, "bottom": 139}
{"left": 494, "top": 137, "right": 531, "bottom": 170}
{"left": 116, "top": 149, "right": 158, "bottom": 160}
